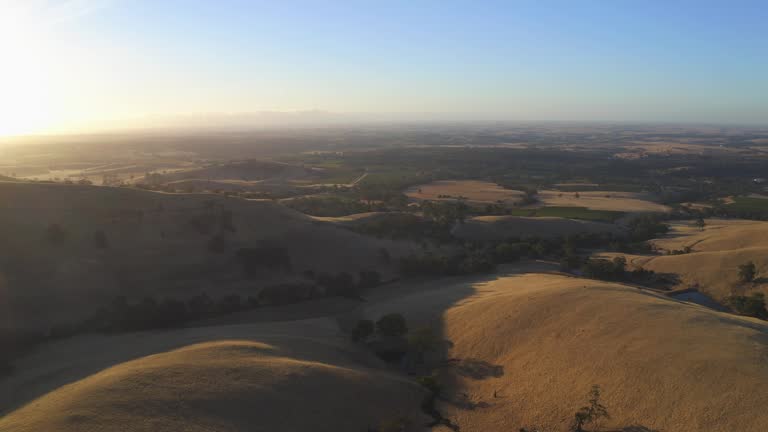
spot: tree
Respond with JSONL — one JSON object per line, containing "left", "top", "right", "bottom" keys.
{"left": 207, "top": 233, "right": 228, "bottom": 253}
{"left": 330, "top": 272, "right": 358, "bottom": 298}
{"left": 738, "top": 261, "right": 757, "bottom": 283}
{"left": 93, "top": 230, "right": 109, "bottom": 249}
{"left": 570, "top": 385, "right": 610, "bottom": 432}
{"left": 351, "top": 319, "right": 374, "bottom": 342}
{"left": 358, "top": 270, "right": 382, "bottom": 290}
{"left": 728, "top": 292, "right": 767, "bottom": 319}
{"left": 408, "top": 327, "right": 441, "bottom": 364}
{"left": 611, "top": 256, "right": 627, "bottom": 276}
{"left": 45, "top": 223, "right": 67, "bottom": 245}
{"left": 378, "top": 247, "right": 391, "bottom": 264}
{"left": 376, "top": 313, "right": 408, "bottom": 337}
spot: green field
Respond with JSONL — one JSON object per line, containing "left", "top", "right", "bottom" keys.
{"left": 506, "top": 206, "right": 624, "bottom": 222}
{"left": 727, "top": 197, "right": 768, "bottom": 211}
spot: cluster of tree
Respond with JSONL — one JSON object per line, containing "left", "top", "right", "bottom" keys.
{"left": 44, "top": 225, "right": 111, "bottom": 249}
{"left": 305, "top": 269, "right": 382, "bottom": 299}
{"left": 625, "top": 214, "right": 669, "bottom": 242}
{"left": 580, "top": 257, "right": 629, "bottom": 280}
{"left": 518, "top": 187, "right": 539, "bottom": 205}
{"left": 738, "top": 261, "right": 758, "bottom": 283}
{"left": 285, "top": 195, "right": 372, "bottom": 217}
{"left": 356, "top": 182, "right": 414, "bottom": 211}
{"left": 352, "top": 313, "right": 442, "bottom": 369}
{"left": 421, "top": 200, "right": 469, "bottom": 227}
{"left": 84, "top": 293, "right": 254, "bottom": 332}
{"left": 187, "top": 207, "right": 236, "bottom": 235}
{"left": 351, "top": 313, "right": 408, "bottom": 342}
{"left": 399, "top": 250, "right": 495, "bottom": 276}
{"left": 236, "top": 246, "right": 293, "bottom": 275}
{"left": 350, "top": 213, "right": 454, "bottom": 242}
{"left": 727, "top": 292, "right": 768, "bottom": 319}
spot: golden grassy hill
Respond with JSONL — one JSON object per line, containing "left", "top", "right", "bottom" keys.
{"left": 618, "top": 219, "right": 768, "bottom": 299}
{"left": 364, "top": 272, "right": 768, "bottom": 432}
{"left": 0, "top": 319, "right": 425, "bottom": 432}
{"left": 452, "top": 215, "right": 620, "bottom": 241}
{"left": 537, "top": 190, "right": 671, "bottom": 213}
{"left": 0, "top": 182, "right": 415, "bottom": 330}
{"left": 404, "top": 180, "right": 524, "bottom": 205}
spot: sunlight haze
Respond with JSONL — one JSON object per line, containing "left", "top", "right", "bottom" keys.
{"left": 1, "top": 0, "right": 767, "bottom": 136}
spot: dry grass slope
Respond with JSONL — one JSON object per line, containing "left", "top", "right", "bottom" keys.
{"left": 364, "top": 273, "right": 768, "bottom": 432}
{"left": 405, "top": 180, "right": 524, "bottom": 205}
{"left": 537, "top": 190, "right": 670, "bottom": 213}
{"left": 0, "top": 320, "right": 425, "bottom": 432}
{"left": 623, "top": 219, "right": 768, "bottom": 299}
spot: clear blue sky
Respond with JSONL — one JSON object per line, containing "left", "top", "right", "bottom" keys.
{"left": 1, "top": 0, "right": 767, "bottom": 134}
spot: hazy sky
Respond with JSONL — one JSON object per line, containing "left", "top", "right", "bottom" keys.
{"left": 1, "top": 0, "right": 767, "bottom": 135}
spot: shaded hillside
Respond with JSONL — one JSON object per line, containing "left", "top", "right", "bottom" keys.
{"left": 148, "top": 159, "right": 312, "bottom": 183}
{"left": 453, "top": 215, "right": 621, "bottom": 241}
{"left": 0, "top": 319, "right": 425, "bottom": 432}
{"left": 0, "top": 182, "right": 414, "bottom": 331}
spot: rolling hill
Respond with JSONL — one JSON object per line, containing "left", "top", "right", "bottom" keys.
{"left": 619, "top": 219, "right": 768, "bottom": 300}
{"left": 0, "top": 181, "right": 415, "bottom": 331}
{"left": 0, "top": 318, "right": 425, "bottom": 432}
{"left": 363, "top": 272, "right": 768, "bottom": 432}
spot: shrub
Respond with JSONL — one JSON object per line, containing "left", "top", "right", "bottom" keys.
{"left": 351, "top": 319, "right": 374, "bottom": 342}
{"left": 258, "top": 283, "right": 314, "bottom": 305}
{"left": 236, "top": 246, "right": 292, "bottom": 275}
{"left": 416, "top": 375, "right": 442, "bottom": 395}
{"left": 358, "top": 270, "right": 382, "bottom": 290}
{"left": 581, "top": 257, "right": 626, "bottom": 281}
{"left": 738, "top": 261, "right": 757, "bottom": 283}
{"left": 93, "top": 230, "right": 109, "bottom": 248}
{"left": 45, "top": 223, "right": 67, "bottom": 244}
{"left": 728, "top": 292, "right": 767, "bottom": 319}
{"left": 317, "top": 272, "right": 359, "bottom": 298}
{"left": 218, "top": 294, "right": 244, "bottom": 314}
{"left": 570, "top": 385, "right": 610, "bottom": 432}
{"left": 376, "top": 313, "right": 408, "bottom": 337}
{"left": 207, "top": 233, "right": 228, "bottom": 253}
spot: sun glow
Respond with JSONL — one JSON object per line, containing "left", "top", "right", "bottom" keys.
{"left": 0, "top": 2, "right": 62, "bottom": 136}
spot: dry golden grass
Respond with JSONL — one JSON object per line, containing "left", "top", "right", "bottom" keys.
{"left": 452, "top": 215, "right": 619, "bottom": 240}
{"left": 537, "top": 190, "right": 670, "bottom": 213}
{"left": 364, "top": 273, "right": 768, "bottom": 432}
{"left": 616, "top": 219, "right": 768, "bottom": 299}
{"left": 0, "top": 319, "right": 425, "bottom": 432}
{"left": 404, "top": 180, "right": 523, "bottom": 205}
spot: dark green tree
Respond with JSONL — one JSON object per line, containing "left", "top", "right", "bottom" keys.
{"left": 738, "top": 261, "right": 757, "bottom": 283}
{"left": 376, "top": 313, "right": 408, "bottom": 337}
{"left": 351, "top": 319, "right": 374, "bottom": 342}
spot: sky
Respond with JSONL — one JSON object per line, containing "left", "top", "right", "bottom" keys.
{"left": 0, "top": 0, "right": 767, "bottom": 135}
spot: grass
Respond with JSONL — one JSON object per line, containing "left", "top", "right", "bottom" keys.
{"left": 727, "top": 197, "right": 768, "bottom": 211}
{"left": 506, "top": 206, "right": 624, "bottom": 222}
